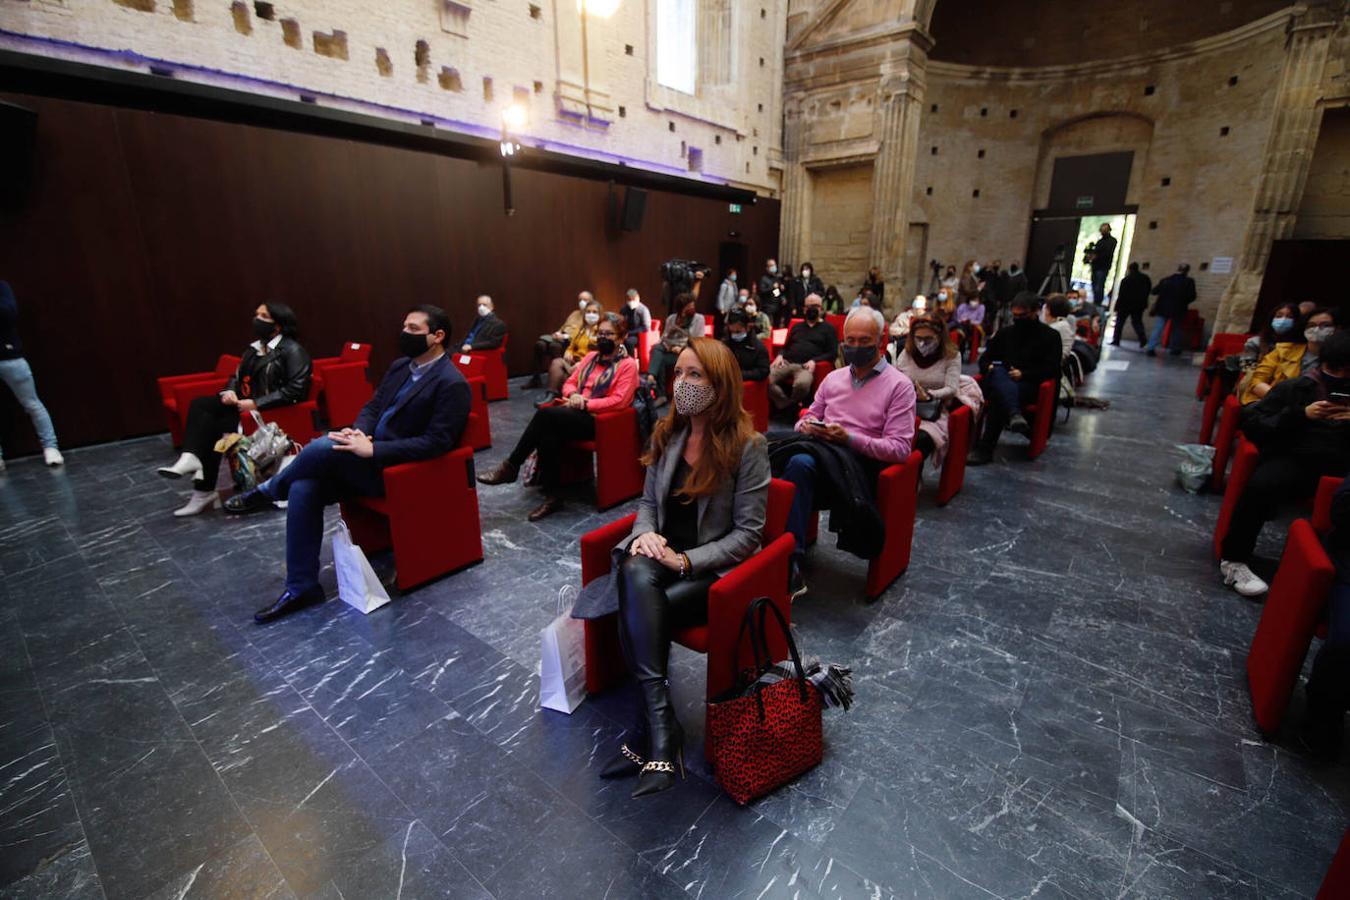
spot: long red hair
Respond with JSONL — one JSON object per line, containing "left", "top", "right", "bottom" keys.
{"left": 642, "top": 337, "right": 760, "bottom": 499}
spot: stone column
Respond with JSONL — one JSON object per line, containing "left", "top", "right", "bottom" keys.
{"left": 1215, "top": 8, "right": 1339, "bottom": 331}
{"left": 779, "top": 95, "right": 810, "bottom": 267}
{"left": 868, "top": 58, "right": 928, "bottom": 309}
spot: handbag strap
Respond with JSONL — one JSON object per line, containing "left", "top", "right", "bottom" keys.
{"left": 733, "top": 597, "right": 776, "bottom": 683}
{"left": 753, "top": 598, "right": 810, "bottom": 704}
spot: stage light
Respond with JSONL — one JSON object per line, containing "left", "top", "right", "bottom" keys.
{"left": 578, "top": 0, "right": 620, "bottom": 18}
{"left": 502, "top": 104, "right": 528, "bottom": 132}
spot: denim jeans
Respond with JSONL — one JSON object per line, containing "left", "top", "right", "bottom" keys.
{"left": 1091, "top": 269, "right": 1109, "bottom": 307}
{"left": 0, "top": 357, "right": 59, "bottom": 456}
{"left": 1144, "top": 316, "right": 1185, "bottom": 353}
{"left": 260, "top": 437, "right": 385, "bottom": 595}
{"left": 977, "top": 366, "right": 1040, "bottom": 451}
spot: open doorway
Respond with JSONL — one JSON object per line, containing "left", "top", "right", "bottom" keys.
{"left": 1070, "top": 213, "right": 1137, "bottom": 303}
{"left": 1025, "top": 212, "right": 1136, "bottom": 300}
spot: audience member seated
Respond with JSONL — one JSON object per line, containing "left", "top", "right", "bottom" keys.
{"left": 850, "top": 288, "right": 879, "bottom": 310}
{"left": 723, "top": 307, "right": 770, "bottom": 381}
{"left": 954, "top": 291, "right": 985, "bottom": 352}
{"left": 741, "top": 294, "right": 772, "bottom": 340}
{"left": 932, "top": 286, "right": 956, "bottom": 320}
{"left": 1242, "top": 302, "right": 1298, "bottom": 364}
{"left": 529, "top": 291, "right": 591, "bottom": 388}
{"left": 967, "top": 292, "right": 1063, "bottom": 466}
{"left": 460, "top": 294, "right": 507, "bottom": 354}
{"left": 577, "top": 337, "right": 768, "bottom": 797}
{"left": 647, "top": 293, "right": 706, "bottom": 393}
{"left": 157, "top": 302, "right": 312, "bottom": 517}
{"left": 888, "top": 295, "right": 929, "bottom": 353}
{"left": 895, "top": 317, "right": 961, "bottom": 463}
{"left": 1299, "top": 473, "right": 1350, "bottom": 760}
{"left": 771, "top": 307, "right": 916, "bottom": 598}
{"left": 543, "top": 297, "right": 604, "bottom": 401}
{"left": 478, "top": 313, "right": 637, "bottom": 521}
{"left": 1239, "top": 308, "right": 1339, "bottom": 404}
{"left": 767, "top": 293, "right": 838, "bottom": 412}
{"left": 621, "top": 288, "right": 652, "bottom": 356}
{"left": 822, "top": 285, "right": 845, "bottom": 314}
{"left": 1043, "top": 294, "right": 1076, "bottom": 360}
{"left": 1217, "top": 332, "right": 1350, "bottom": 597}
{"left": 224, "top": 305, "right": 469, "bottom": 622}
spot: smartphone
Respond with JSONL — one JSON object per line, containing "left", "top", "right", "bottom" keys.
{"left": 1330, "top": 392, "right": 1350, "bottom": 406}
{"left": 803, "top": 416, "right": 827, "bottom": 428}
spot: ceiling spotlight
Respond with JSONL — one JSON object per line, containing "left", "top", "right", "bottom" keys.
{"left": 502, "top": 104, "right": 528, "bottom": 132}
{"left": 578, "top": 0, "right": 620, "bottom": 17}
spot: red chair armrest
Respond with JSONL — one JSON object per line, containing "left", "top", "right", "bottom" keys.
{"left": 383, "top": 446, "right": 475, "bottom": 507}
{"left": 581, "top": 514, "right": 637, "bottom": 585}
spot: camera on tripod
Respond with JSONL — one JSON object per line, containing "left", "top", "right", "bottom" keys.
{"left": 660, "top": 259, "right": 711, "bottom": 296}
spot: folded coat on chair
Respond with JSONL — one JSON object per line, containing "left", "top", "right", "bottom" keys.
{"left": 767, "top": 434, "right": 885, "bottom": 559}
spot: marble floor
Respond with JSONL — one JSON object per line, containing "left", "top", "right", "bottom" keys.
{"left": 2, "top": 343, "right": 1347, "bottom": 899}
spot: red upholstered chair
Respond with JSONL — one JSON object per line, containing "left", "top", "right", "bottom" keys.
{"left": 769, "top": 327, "right": 789, "bottom": 358}
{"left": 158, "top": 354, "right": 239, "bottom": 447}
{"left": 338, "top": 420, "right": 484, "bottom": 592}
{"left": 1210, "top": 394, "right": 1243, "bottom": 491}
{"left": 1314, "top": 475, "right": 1341, "bottom": 535}
{"left": 936, "top": 404, "right": 974, "bottom": 506}
{"left": 1161, "top": 310, "right": 1204, "bottom": 351}
{"left": 803, "top": 448, "right": 924, "bottom": 600}
{"left": 1195, "top": 332, "right": 1249, "bottom": 399}
{"left": 560, "top": 406, "right": 645, "bottom": 509}
{"left": 826, "top": 313, "right": 846, "bottom": 341}
{"left": 742, "top": 379, "right": 769, "bottom": 433}
{"left": 339, "top": 342, "right": 372, "bottom": 366}
{"left": 312, "top": 360, "right": 373, "bottom": 430}
{"left": 579, "top": 479, "right": 796, "bottom": 698}
{"left": 1319, "top": 826, "right": 1350, "bottom": 900}
{"left": 1022, "top": 379, "right": 1058, "bottom": 460}
{"left": 461, "top": 376, "right": 492, "bottom": 451}
{"left": 1213, "top": 436, "right": 1261, "bottom": 560}
{"left": 452, "top": 353, "right": 487, "bottom": 385}
{"left": 1246, "top": 518, "right": 1336, "bottom": 735}
{"left": 638, "top": 325, "right": 661, "bottom": 373}
{"left": 1196, "top": 369, "right": 1228, "bottom": 446}
{"left": 466, "top": 334, "right": 509, "bottom": 400}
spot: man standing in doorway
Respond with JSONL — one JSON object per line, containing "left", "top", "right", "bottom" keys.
{"left": 1089, "top": 223, "right": 1117, "bottom": 308}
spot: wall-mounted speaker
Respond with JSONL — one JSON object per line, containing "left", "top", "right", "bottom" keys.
{"left": 619, "top": 186, "right": 646, "bottom": 232}
{"left": 0, "top": 102, "right": 37, "bottom": 211}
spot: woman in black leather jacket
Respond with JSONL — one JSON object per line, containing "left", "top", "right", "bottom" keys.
{"left": 157, "top": 303, "right": 312, "bottom": 516}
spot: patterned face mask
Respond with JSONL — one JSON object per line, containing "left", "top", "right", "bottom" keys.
{"left": 673, "top": 378, "right": 716, "bottom": 416}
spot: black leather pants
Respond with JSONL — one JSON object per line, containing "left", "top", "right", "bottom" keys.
{"left": 616, "top": 554, "right": 715, "bottom": 683}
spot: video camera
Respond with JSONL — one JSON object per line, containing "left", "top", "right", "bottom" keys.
{"left": 660, "top": 259, "right": 711, "bottom": 295}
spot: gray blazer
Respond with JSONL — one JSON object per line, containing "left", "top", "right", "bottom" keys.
{"left": 573, "top": 429, "right": 771, "bottom": 619}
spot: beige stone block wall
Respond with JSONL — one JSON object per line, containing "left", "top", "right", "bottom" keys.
{"left": 0, "top": 0, "right": 787, "bottom": 195}
{"left": 909, "top": 22, "right": 1289, "bottom": 326}
{"left": 1295, "top": 107, "right": 1350, "bottom": 240}
{"left": 807, "top": 162, "right": 874, "bottom": 293}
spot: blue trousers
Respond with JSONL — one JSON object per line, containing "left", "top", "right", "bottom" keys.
{"left": 1144, "top": 316, "right": 1184, "bottom": 352}
{"left": 977, "top": 366, "right": 1040, "bottom": 451}
{"left": 261, "top": 437, "right": 384, "bottom": 595}
{"left": 783, "top": 454, "right": 819, "bottom": 558}
{"left": 1090, "top": 269, "right": 1109, "bottom": 307}
{"left": 0, "top": 357, "right": 59, "bottom": 456}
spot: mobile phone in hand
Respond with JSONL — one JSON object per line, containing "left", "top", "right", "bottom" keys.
{"left": 1330, "top": 392, "right": 1350, "bottom": 406}
{"left": 803, "top": 416, "right": 827, "bottom": 428}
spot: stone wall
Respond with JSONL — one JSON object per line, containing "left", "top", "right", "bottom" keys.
{"left": 0, "top": 0, "right": 787, "bottom": 194}
{"left": 909, "top": 13, "right": 1290, "bottom": 325}
{"left": 1295, "top": 106, "right": 1350, "bottom": 240}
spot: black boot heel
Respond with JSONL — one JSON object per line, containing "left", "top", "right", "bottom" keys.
{"left": 599, "top": 742, "right": 646, "bottom": 779}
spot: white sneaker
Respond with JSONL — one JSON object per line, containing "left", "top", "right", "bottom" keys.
{"left": 158, "top": 452, "right": 203, "bottom": 481}
{"left": 173, "top": 490, "right": 220, "bottom": 517}
{"left": 43, "top": 448, "right": 64, "bottom": 467}
{"left": 1220, "top": 560, "right": 1269, "bottom": 597}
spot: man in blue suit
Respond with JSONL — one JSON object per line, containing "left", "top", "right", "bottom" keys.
{"left": 226, "top": 305, "right": 471, "bottom": 623}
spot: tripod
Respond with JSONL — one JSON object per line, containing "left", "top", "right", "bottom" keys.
{"left": 1039, "top": 253, "right": 1071, "bottom": 296}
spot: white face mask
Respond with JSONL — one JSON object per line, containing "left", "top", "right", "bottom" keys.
{"left": 584, "top": 312, "right": 600, "bottom": 325}
{"left": 745, "top": 304, "right": 757, "bottom": 314}
{"left": 477, "top": 305, "right": 490, "bottom": 317}
{"left": 673, "top": 378, "right": 716, "bottom": 416}
{"left": 628, "top": 298, "right": 640, "bottom": 309}
{"left": 579, "top": 298, "right": 589, "bottom": 310}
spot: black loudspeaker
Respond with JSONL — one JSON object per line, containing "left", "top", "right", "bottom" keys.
{"left": 620, "top": 186, "right": 647, "bottom": 232}
{"left": 0, "top": 101, "right": 37, "bottom": 211}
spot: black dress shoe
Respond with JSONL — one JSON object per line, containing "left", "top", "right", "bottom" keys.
{"left": 966, "top": 447, "right": 994, "bottom": 466}
{"left": 224, "top": 487, "right": 275, "bottom": 516}
{"left": 528, "top": 495, "right": 563, "bottom": 521}
{"left": 254, "top": 586, "right": 326, "bottom": 623}
{"left": 1007, "top": 414, "right": 1031, "bottom": 437}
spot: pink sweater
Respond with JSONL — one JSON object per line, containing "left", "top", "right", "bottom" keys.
{"left": 562, "top": 352, "right": 638, "bottom": 412}
{"left": 797, "top": 364, "right": 916, "bottom": 463}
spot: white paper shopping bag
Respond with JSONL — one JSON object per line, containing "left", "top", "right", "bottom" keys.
{"left": 333, "top": 519, "right": 392, "bottom": 614}
{"left": 539, "top": 585, "right": 587, "bottom": 714}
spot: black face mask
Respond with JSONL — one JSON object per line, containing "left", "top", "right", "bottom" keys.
{"left": 1012, "top": 316, "right": 1036, "bottom": 329}
{"left": 398, "top": 330, "right": 431, "bottom": 358}
{"left": 841, "top": 345, "right": 876, "bottom": 369}
{"left": 595, "top": 337, "right": 616, "bottom": 356}
{"left": 252, "top": 317, "right": 276, "bottom": 340}
{"left": 805, "top": 308, "right": 821, "bottom": 322}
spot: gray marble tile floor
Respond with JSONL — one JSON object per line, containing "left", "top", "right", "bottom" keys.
{"left": 1, "top": 342, "right": 1347, "bottom": 898}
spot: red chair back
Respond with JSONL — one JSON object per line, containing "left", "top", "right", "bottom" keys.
{"left": 340, "top": 343, "right": 372, "bottom": 365}
{"left": 1247, "top": 518, "right": 1336, "bottom": 733}
{"left": 765, "top": 478, "right": 792, "bottom": 540}
{"left": 1214, "top": 437, "right": 1261, "bottom": 560}
{"left": 1314, "top": 475, "right": 1341, "bottom": 535}
{"left": 826, "top": 314, "right": 845, "bottom": 340}
{"left": 742, "top": 379, "right": 769, "bottom": 433}
{"left": 1210, "top": 394, "right": 1243, "bottom": 491}
{"left": 213, "top": 354, "right": 240, "bottom": 377}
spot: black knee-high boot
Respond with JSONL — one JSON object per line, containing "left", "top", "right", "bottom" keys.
{"left": 616, "top": 555, "right": 685, "bottom": 797}
{"left": 598, "top": 610, "right": 648, "bottom": 779}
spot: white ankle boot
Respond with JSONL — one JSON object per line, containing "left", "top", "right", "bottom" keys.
{"left": 174, "top": 490, "right": 220, "bottom": 517}
{"left": 158, "top": 452, "right": 203, "bottom": 481}
{"left": 43, "top": 448, "right": 64, "bottom": 467}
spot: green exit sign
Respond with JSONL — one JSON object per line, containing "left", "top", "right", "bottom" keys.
{"left": 729, "top": 203, "right": 742, "bottom": 214}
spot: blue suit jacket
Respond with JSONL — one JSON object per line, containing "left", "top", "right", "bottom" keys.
{"left": 354, "top": 355, "right": 470, "bottom": 467}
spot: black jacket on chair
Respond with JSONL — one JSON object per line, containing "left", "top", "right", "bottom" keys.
{"left": 463, "top": 314, "right": 508, "bottom": 350}
{"left": 1240, "top": 373, "right": 1350, "bottom": 462}
{"left": 225, "top": 337, "right": 312, "bottom": 409}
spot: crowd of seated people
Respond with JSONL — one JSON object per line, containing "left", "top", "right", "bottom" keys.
{"left": 722, "top": 307, "right": 770, "bottom": 382}
{"left": 1239, "top": 307, "right": 1340, "bottom": 404}
{"left": 530, "top": 291, "right": 592, "bottom": 389}
{"left": 543, "top": 296, "right": 606, "bottom": 402}
{"left": 646, "top": 293, "right": 706, "bottom": 396}
{"left": 967, "top": 292, "right": 1063, "bottom": 466}
{"left": 157, "top": 302, "right": 312, "bottom": 517}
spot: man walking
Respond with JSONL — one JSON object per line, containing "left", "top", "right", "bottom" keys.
{"left": 1144, "top": 264, "right": 1197, "bottom": 357}
{"left": 1089, "top": 223, "right": 1117, "bottom": 308}
{"left": 1110, "top": 263, "right": 1151, "bottom": 347}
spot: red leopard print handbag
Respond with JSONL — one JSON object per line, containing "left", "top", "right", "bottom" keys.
{"left": 706, "top": 598, "right": 822, "bottom": 805}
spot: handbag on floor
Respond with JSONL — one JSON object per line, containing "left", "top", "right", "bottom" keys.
{"left": 706, "top": 598, "right": 822, "bottom": 805}
{"left": 539, "top": 585, "right": 587, "bottom": 714}
{"left": 333, "top": 519, "right": 391, "bottom": 614}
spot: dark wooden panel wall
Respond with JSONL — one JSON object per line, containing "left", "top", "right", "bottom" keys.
{"left": 0, "top": 92, "right": 779, "bottom": 455}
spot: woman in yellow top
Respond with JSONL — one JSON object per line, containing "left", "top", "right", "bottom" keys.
{"left": 1240, "top": 308, "right": 1339, "bottom": 404}
{"left": 545, "top": 297, "right": 604, "bottom": 399}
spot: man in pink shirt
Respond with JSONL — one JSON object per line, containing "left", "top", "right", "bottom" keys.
{"left": 776, "top": 307, "right": 915, "bottom": 598}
